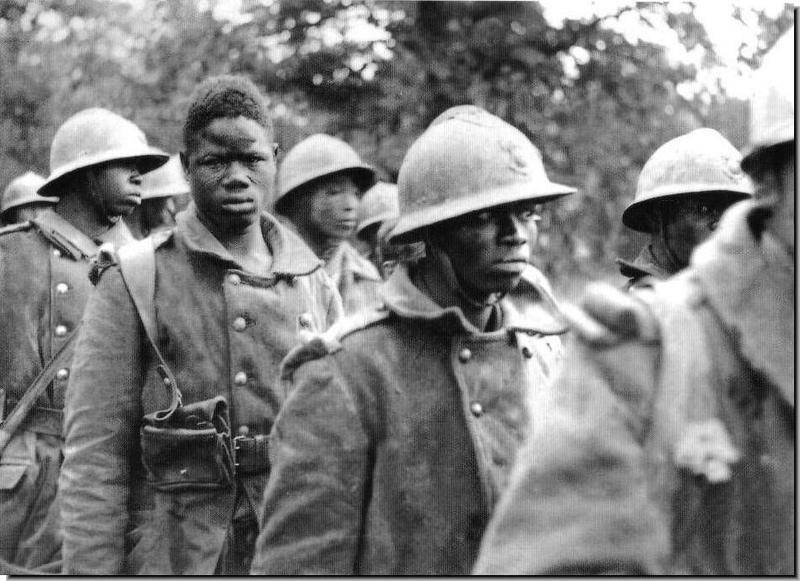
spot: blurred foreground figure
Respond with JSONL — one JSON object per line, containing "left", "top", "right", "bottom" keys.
{"left": 474, "top": 28, "right": 794, "bottom": 576}
{"left": 275, "top": 134, "right": 383, "bottom": 313}
{"left": 59, "top": 76, "right": 342, "bottom": 575}
{"left": 251, "top": 105, "right": 573, "bottom": 575}
{"left": 0, "top": 172, "right": 55, "bottom": 225}
{"left": 125, "top": 154, "right": 190, "bottom": 239}
{"left": 0, "top": 109, "right": 167, "bottom": 574}
{"left": 617, "top": 128, "right": 753, "bottom": 289}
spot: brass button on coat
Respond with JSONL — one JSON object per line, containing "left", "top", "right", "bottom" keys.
{"left": 234, "top": 371, "right": 248, "bottom": 386}
{"left": 233, "top": 316, "right": 247, "bottom": 331}
{"left": 55, "top": 325, "right": 68, "bottom": 337}
{"left": 470, "top": 401, "right": 484, "bottom": 417}
{"left": 56, "top": 283, "right": 69, "bottom": 294}
{"left": 52, "top": 249, "right": 61, "bottom": 258}
{"left": 57, "top": 368, "right": 70, "bottom": 380}
{"left": 458, "top": 347, "right": 472, "bottom": 363}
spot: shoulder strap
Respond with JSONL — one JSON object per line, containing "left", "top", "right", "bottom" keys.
{"left": 117, "top": 239, "right": 182, "bottom": 417}
{"left": 0, "top": 326, "right": 80, "bottom": 454}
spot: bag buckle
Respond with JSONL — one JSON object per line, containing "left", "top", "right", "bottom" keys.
{"left": 233, "top": 435, "right": 248, "bottom": 467}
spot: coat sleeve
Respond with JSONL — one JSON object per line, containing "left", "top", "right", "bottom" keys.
{"left": 250, "top": 355, "right": 371, "bottom": 574}
{"left": 473, "top": 330, "right": 671, "bottom": 575}
{"left": 59, "top": 267, "right": 143, "bottom": 574}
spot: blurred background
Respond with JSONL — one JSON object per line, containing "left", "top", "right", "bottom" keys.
{"left": 0, "top": 0, "right": 794, "bottom": 298}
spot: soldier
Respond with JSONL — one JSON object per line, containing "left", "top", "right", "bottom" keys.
{"left": 59, "top": 75, "right": 342, "bottom": 575}
{"left": 250, "top": 105, "right": 573, "bottom": 575}
{"left": 0, "top": 172, "right": 55, "bottom": 226}
{"left": 125, "top": 154, "right": 190, "bottom": 239}
{"left": 473, "top": 27, "right": 794, "bottom": 576}
{"left": 274, "top": 133, "right": 383, "bottom": 313}
{"left": 617, "top": 128, "right": 753, "bottom": 289}
{"left": 0, "top": 109, "right": 167, "bottom": 573}
{"left": 355, "top": 181, "right": 398, "bottom": 271}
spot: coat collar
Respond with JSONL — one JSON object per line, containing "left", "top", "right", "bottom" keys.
{"left": 689, "top": 200, "right": 794, "bottom": 406}
{"left": 325, "top": 241, "right": 382, "bottom": 287}
{"left": 33, "top": 208, "right": 134, "bottom": 259}
{"left": 175, "top": 206, "right": 323, "bottom": 276}
{"left": 381, "top": 263, "right": 567, "bottom": 336}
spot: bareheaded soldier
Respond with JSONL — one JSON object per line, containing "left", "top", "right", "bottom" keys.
{"left": 474, "top": 27, "right": 794, "bottom": 576}
{"left": 251, "top": 105, "right": 572, "bottom": 575}
{"left": 0, "top": 171, "right": 54, "bottom": 226}
{"left": 0, "top": 109, "right": 167, "bottom": 573}
{"left": 274, "top": 134, "right": 383, "bottom": 313}
{"left": 617, "top": 128, "right": 753, "bottom": 289}
{"left": 60, "top": 76, "right": 342, "bottom": 575}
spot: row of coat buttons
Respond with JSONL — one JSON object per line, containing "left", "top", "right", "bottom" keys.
{"left": 459, "top": 349, "right": 482, "bottom": 417}
{"left": 230, "top": 273, "right": 248, "bottom": 390}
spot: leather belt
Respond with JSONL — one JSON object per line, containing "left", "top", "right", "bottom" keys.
{"left": 233, "top": 434, "right": 270, "bottom": 475}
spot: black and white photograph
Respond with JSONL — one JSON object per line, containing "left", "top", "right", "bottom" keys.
{"left": 0, "top": 0, "right": 794, "bottom": 575}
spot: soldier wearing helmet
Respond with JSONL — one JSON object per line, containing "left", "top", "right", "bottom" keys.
{"left": 0, "top": 172, "right": 55, "bottom": 226}
{"left": 251, "top": 105, "right": 572, "bottom": 575}
{"left": 474, "top": 27, "right": 794, "bottom": 576}
{"left": 274, "top": 134, "right": 383, "bottom": 314}
{"left": 0, "top": 108, "right": 167, "bottom": 573}
{"left": 124, "top": 155, "right": 190, "bottom": 239}
{"left": 617, "top": 128, "right": 753, "bottom": 288}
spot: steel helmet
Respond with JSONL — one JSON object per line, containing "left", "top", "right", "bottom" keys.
{"left": 274, "top": 134, "right": 375, "bottom": 211}
{"left": 357, "top": 182, "right": 399, "bottom": 237}
{"left": 1, "top": 172, "right": 55, "bottom": 215}
{"left": 140, "top": 155, "right": 190, "bottom": 199}
{"left": 622, "top": 128, "right": 754, "bottom": 232}
{"left": 741, "top": 26, "right": 795, "bottom": 173}
{"left": 388, "top": 105, "right": 575, "bottom": 242}
{"left": 39, "top": 108, "right": 169, "bottom": 196}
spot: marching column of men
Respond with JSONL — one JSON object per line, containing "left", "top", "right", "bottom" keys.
{"left": 0, "top": 25, "right": 794, "bottom": 576}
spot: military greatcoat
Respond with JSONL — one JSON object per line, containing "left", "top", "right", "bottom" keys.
{"left": 250, "top": 263, "right": 565, "bottom": 575}
{"left": 0, "top": 208, "right": 134, "bottom": 572}
{"left": 473, "top": 201, "right": 794, "bottom": 575}
{"left": 59, "top": 208, "right": 342, "bottom": 575}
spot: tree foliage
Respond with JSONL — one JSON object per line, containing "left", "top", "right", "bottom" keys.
{"left": 0, "top": 0, "right": 793, "bottom": 293}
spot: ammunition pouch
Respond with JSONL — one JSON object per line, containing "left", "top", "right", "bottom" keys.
{"left": 141, "top": 391, "right": 235, "bottom": 492}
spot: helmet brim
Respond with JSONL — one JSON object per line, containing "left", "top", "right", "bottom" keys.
{"left": 621, "top": 187, "right": 754, "bottom": 232}
{"left": 39, "top": 149, "right": 170, "bottom": 196}
{"left": 388, "top": 180, "right": 575, "bottom": 243}
{"left": 275, "top": 166, "right": 376, "bottom": 213}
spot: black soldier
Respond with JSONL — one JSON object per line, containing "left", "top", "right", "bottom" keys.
{"left": 59, "top": 76, "right": 342, "bottom": 575}
{"left": 0, "top": 172, "right": 55, "bottom": 225}
{"left": 0, "top": 108, "right": 167, "bottom": 573}
{"left": 474, "top": 28, "right": 794, "bottom": 576}
{"left": 617, "top": 128, "right": 753, "bottom": 288}
{"left": 251, "top": 105, "right": 572, "bottom": 575}
{"left": 125, "top": 154, "right": 190, "bottom": 239}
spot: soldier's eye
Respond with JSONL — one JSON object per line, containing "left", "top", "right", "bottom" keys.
{"left": 517, "top": 209, "right": 541, "bottom": 222}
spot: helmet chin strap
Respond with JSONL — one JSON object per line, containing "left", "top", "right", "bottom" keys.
{"left": 652, "top": 211, "right": 685, "bottom": 272}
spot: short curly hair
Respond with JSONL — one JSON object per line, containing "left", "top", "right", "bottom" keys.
{"left": 183, "top": 75, "right": 273, "bottom": 151}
